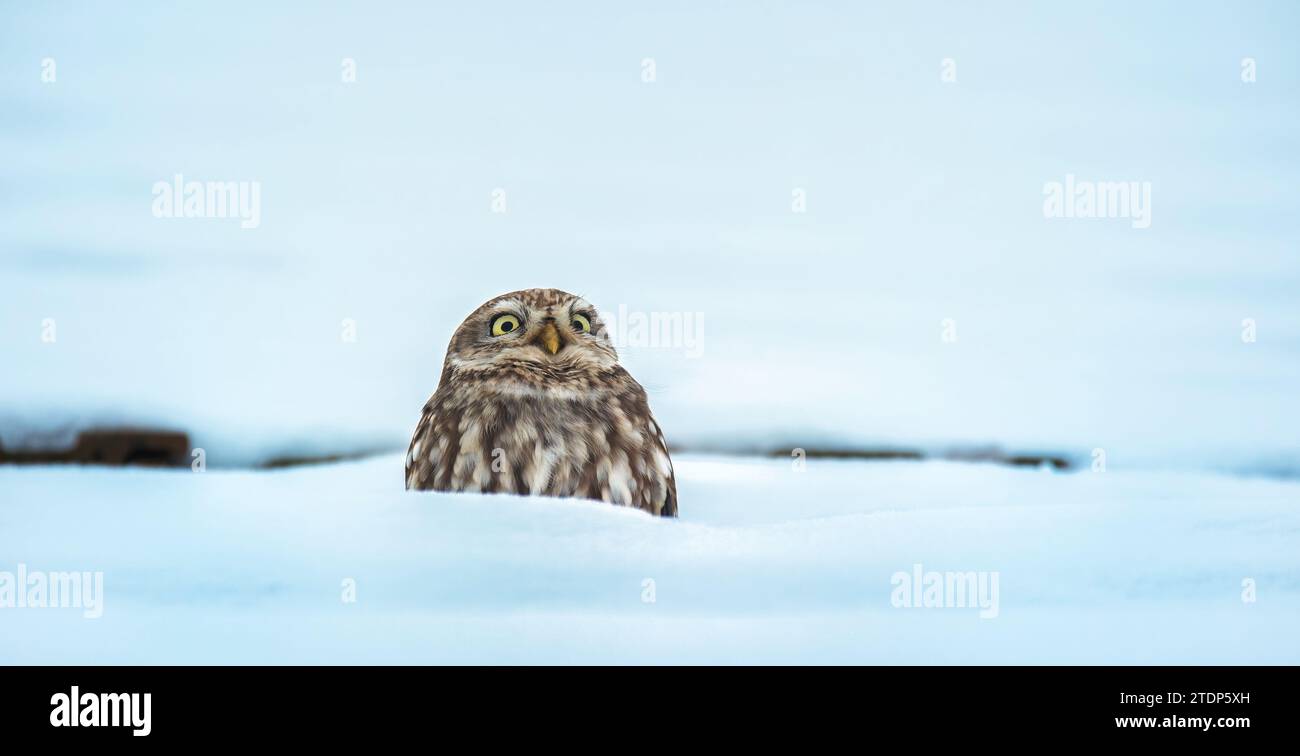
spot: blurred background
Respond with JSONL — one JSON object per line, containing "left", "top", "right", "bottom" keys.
{"left": 2, "top": 0, "right": 1297, "bottom": 474}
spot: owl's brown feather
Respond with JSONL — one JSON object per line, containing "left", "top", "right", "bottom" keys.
{"left": 406, "top": 289, "right": 677, "bottom": 517}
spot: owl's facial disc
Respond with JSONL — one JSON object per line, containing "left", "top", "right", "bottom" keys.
{"left": 489, "top": 309, "right": 571, "bottom": 357}
{"left": 447, "top": 289, "right": 619, "bottom": 376}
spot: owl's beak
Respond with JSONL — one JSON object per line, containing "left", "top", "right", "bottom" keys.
{"left": 535, "top": 322, "right": 561, "bottom": 354}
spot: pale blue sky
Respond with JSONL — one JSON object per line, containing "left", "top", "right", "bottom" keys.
{"left": 2, "top": 1, "right": 1297, "bottom": 470}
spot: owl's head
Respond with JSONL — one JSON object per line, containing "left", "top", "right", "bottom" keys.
{"left": 443, "top": 288, "right": 619, "bottom": 375}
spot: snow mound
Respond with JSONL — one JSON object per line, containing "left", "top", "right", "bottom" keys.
{"left": 1, "top": 454, "right": 1296, "bottom": 663}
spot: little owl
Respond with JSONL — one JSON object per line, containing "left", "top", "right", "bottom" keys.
{"left": 405, "top": 288, "right": 677, "bottom": 517}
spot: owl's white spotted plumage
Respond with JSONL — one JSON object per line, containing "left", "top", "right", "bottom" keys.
{"left": 406, "top": 289, "right": 677, "bottom": 516}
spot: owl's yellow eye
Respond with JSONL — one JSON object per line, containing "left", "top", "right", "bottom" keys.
{"left": 490, "top": 314, "right": 521, "bottom": 336}
{"left": 570, "top": 313, "right": 592, "bottom": 333}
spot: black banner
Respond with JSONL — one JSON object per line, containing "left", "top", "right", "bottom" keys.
{"left": 0, "top": 666, "right": 1287, "bottom": 743}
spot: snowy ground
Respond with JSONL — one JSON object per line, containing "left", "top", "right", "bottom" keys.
{"left": 2, "top": 453, "right": 1296, "bottom": 664}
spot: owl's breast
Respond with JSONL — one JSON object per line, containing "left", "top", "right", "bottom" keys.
{"left": 407, "top": 383, "right": 675, "bottom": 516}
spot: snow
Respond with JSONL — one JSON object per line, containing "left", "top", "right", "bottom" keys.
{"left": 2, "top": 454, "right": 1296, "bottom": 663}
{"left": 1, "top": 2, "right": 1298, "bottom": 664}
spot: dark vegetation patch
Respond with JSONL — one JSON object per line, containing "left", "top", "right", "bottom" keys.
{"left": 2, "top": 428, "right": 1072, "bottom": 473}
{"left": 0, "top": 428, "right": 190, "bottom": 468}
